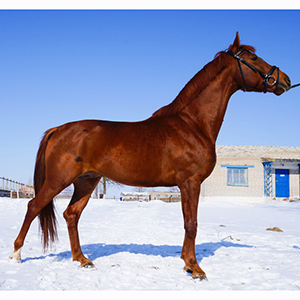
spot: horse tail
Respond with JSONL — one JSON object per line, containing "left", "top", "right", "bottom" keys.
{"left": 34, "top": 127, "right": 58, "bottom": 250}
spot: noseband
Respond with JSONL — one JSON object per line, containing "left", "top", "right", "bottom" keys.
{"left": 227, "top": 49, "right": 279, "bottom": 93}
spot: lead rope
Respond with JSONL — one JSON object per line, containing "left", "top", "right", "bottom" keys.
{"left": 290, "top": 83, "right": 300, "bottom": 89}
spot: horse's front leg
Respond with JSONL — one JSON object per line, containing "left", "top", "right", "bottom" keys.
{"left": 179, "top": 179, "right": 206, "bottom": 280}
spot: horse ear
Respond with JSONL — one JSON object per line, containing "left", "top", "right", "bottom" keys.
{"left": 233, "top": 32, "right": 240, "bottom": 48}
{"left": 228, "top": 31, "right": 240, "bottom": 52}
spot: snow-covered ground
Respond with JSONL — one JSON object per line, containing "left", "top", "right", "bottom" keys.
{"left": 0, "top": 197, "right": 300, "bottom": 291}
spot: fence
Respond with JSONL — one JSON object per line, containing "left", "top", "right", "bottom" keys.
{"left": 0, "top": 177, "right": 34, "bottom": 198}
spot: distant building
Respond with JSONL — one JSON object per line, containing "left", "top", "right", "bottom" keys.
{"left": 18, "top": 185, "right": 34, "bottom": 198}
{"left": 148, "top": 190, "right": 181, "bottom": 202}
{"left": 120, "top": 192, "right": 148, "bottom": 201}
{"left": 120, "top": 191, "right": 181, "bottom": 202}
{"left": 201, "top": 145, "right": 300, "bottom": 204}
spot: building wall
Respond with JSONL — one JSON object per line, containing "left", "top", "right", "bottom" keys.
{"left": 291, "top": 168, "right": 300, "bottom": 198}
{"left": 202, "top": 156, "right": 264, "bottom": 198}
{"left": 201, "top": 145, "right": 300, "bottom": 202}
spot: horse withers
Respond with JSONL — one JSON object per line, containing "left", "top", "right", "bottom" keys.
{"left": 10, "top": 32, "right": 291, "bottom": 280}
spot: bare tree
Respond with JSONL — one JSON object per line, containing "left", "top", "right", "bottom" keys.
{"left": 94, "top": 177, "right": 125, "bottom": 198}
{"left": 169, "top": 186, "right": 180, "bottom": 192}
{"left": 133, "top": 186, "right": 147, "bottom": 193}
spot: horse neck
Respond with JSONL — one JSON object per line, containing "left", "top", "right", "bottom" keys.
{"left": 178, "top": 56, "right": 239, "bottom": 143}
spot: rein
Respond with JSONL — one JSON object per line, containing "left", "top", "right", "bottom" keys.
{"left": 227, "top": 49, "right": 279, "bottom": 93}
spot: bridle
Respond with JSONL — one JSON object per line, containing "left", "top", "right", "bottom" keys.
{"left": 226, "top": 49, "right": 279, "bottom": 93}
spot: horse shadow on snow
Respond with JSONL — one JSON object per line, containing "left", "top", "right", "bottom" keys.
{"left": 22, "top": 241, "right": 252, "bottom": 264}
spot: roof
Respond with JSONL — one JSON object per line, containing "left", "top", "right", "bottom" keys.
{"left": 216, "top": 145, "right": 300, "bottom": 160}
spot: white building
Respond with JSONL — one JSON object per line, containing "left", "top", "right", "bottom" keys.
{"left": 201, "top": 145, "right": 300, "bottom": 204}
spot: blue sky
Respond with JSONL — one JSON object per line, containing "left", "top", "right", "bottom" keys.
{"left": 1, "top": 9, "right": 300, "bottom": 196}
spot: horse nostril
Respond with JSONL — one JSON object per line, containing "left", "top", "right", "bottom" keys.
{"left": 285, "top": 76, "right": 291, "bottom": 86}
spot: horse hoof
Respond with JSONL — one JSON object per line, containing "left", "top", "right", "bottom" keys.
{"left": 9, "top": 249, "right": 21, "bottom": 262}
{"left": 192, "top": 273, "right": 208, "bottom": 281}
{"left": 82, "top": 262, "right": 95, "bottom": 269}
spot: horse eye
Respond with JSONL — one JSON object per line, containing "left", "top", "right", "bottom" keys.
{"left": 251, "top": 56, "right": 258, "bottom": 61}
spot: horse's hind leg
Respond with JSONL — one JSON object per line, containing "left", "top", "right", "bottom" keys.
{"left": 10, "top": 181, "right": 66, "bottom": 261}
{"left": 63, "top": 172, "right": 101, "bottom": 268}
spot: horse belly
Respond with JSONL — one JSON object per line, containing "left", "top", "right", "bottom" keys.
{"left": 100, "top": 150, "right": 176, "bottom": 187}
{"left": 92, "top": 138, "right": 176, "bottom": 187}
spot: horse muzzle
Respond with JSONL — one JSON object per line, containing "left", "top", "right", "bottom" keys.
{"left": 274, "top": 73, "right": 291, "bottom": 95}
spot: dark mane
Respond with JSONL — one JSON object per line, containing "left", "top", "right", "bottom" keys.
{"left": 152, "top": 44, "right": 256, "bottom": 118}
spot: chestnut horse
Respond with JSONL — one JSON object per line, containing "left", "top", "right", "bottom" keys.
{"left": 10, "top": 32, "right": 291, "bottom": 280}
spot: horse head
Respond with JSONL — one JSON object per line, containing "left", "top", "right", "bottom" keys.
{"left": 227, "top": 32, "right": 291, "bottom": 95}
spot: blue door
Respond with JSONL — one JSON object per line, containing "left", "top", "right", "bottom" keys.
{"left": 275, "top": 169, "right": 290, "bottom": 197}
